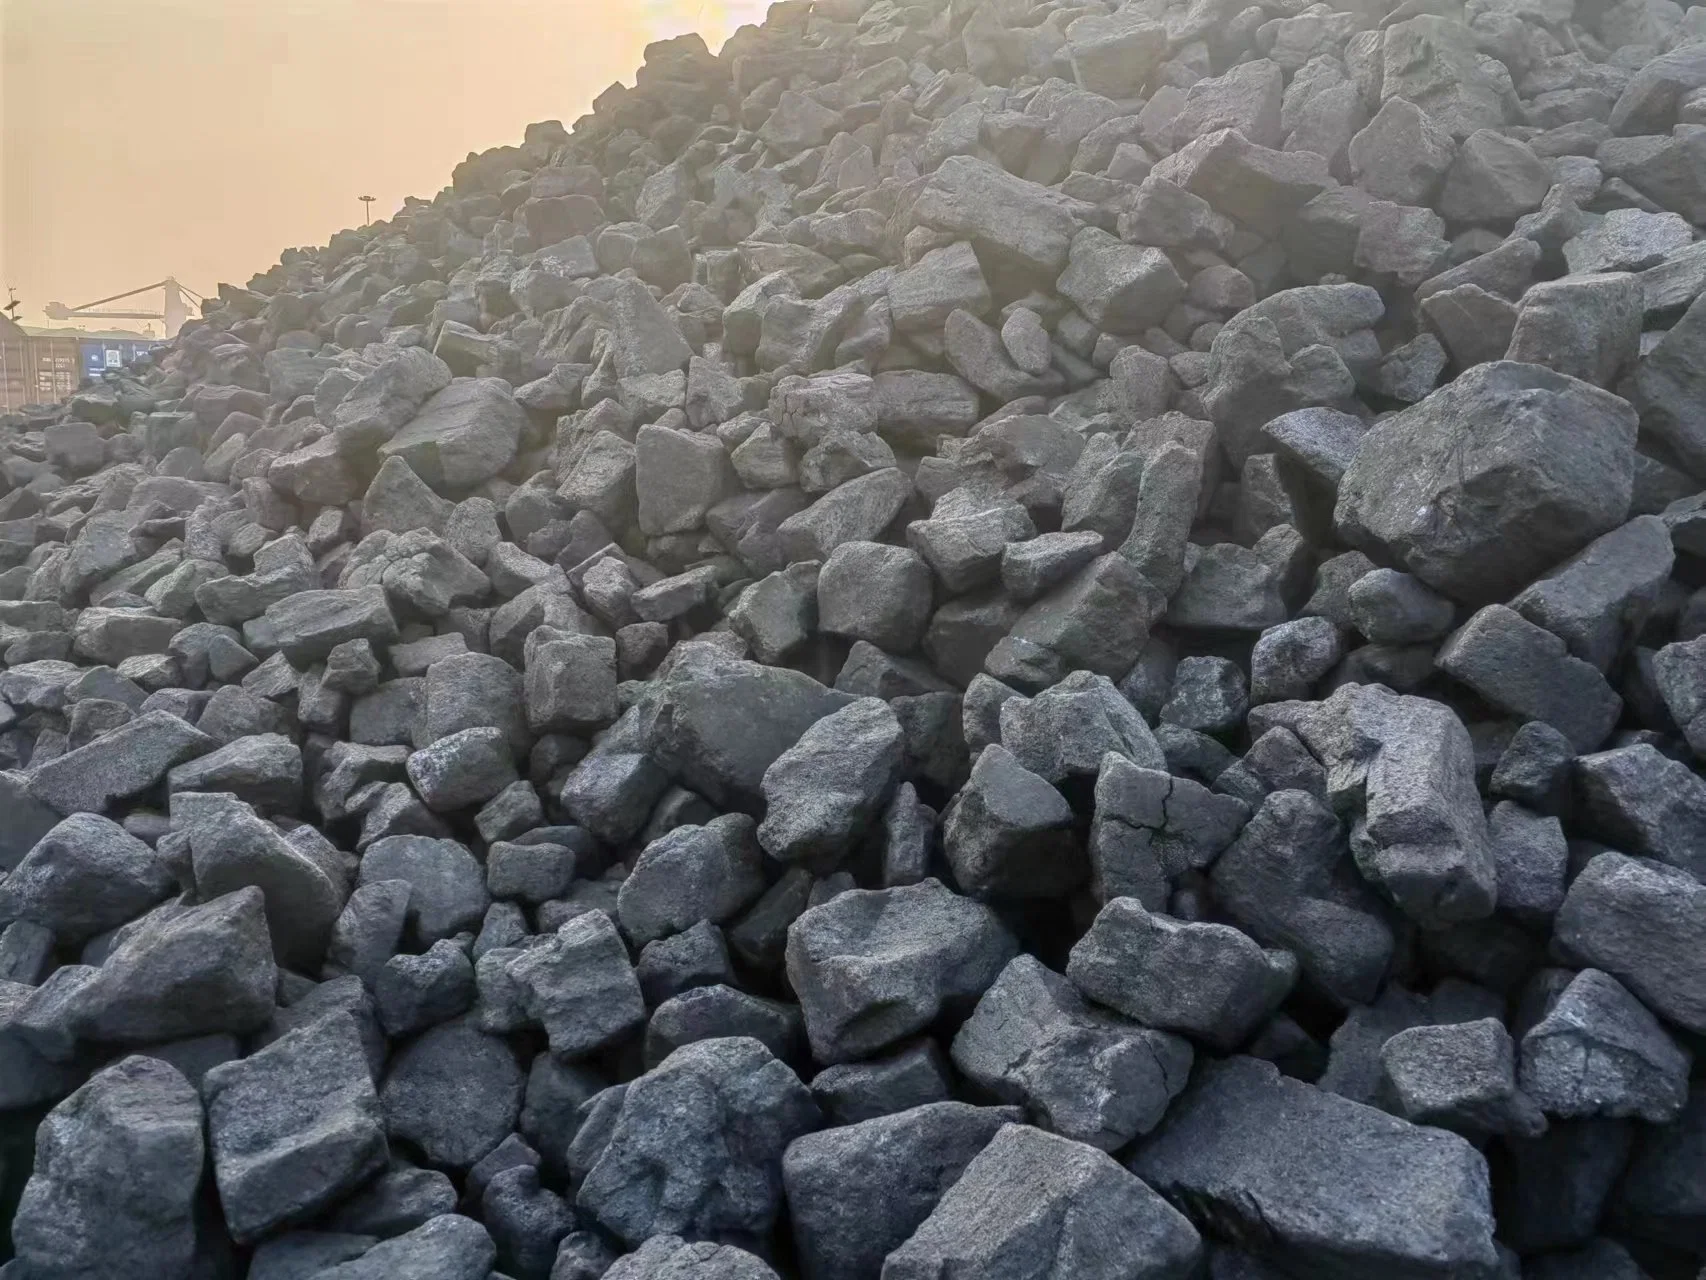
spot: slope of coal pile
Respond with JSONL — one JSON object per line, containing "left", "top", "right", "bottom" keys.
{"left": 4, "top": 0, "right": 1706, "bottom": 1276}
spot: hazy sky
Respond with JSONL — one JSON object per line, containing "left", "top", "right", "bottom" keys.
{"left": 1, "top": 0, "right": 769, "bottom": 330}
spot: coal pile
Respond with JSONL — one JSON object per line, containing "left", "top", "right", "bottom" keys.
{"left": 5, "top": 0, "right": 1706, "bottom": 1275}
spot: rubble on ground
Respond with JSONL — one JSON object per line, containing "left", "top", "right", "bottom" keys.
{"left": 6, "top": 0, "right": 1706, "bottom": 1274}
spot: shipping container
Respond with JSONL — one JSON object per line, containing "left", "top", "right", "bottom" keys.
{"left": 26, "top": 333, "right": 80, "bottom": 407}
{"left": 0, "top": 320, "right": 76, "bottom": 412}
{"left": 0, "top": 319, "right": 164, "bottom": 414}
{"left": 0, "top": 318, "right": 27, "bottom": 414}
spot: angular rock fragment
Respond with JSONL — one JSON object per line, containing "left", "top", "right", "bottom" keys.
{"left": 913, "top": 156, "right": 1086, "bottom": 276}
{"left": 1090, "top": 756, "right": 1249, "bottom": 908}
{"left": 1555, "top": 853, "right": 1706, "bottom": 1034}
{"left": 1438, "top": 130, "right": 1551, "bottom": 224}
{"left": 886, "top": 1124, "right": 1202, "bottom": 1280}
{"left": 1632, "top": 290, "right": 1706, "bottom": 476}
{"left": 782, "top": 1101, "right": 1012, "bottom": 1280}
{"left": 728, "top": 563, "right": 818, "bottom": 665}
{"left": 1348, "top": 97, "right": 1456, "bottom": 204}
{"left": 375, "top": 938, "right": 475, "bottom": 1036}
{"left": 312, "top": 1214, "right": 495, "bottom": 1280}
{"left": 332, "top": 347, "right": 453, "bottom": 452}
{"left": 1378, "top": 1017, "right": 1545, "bottom": 1138}
{"left": 484, "top": 911, "right": 646, "bottom": 1060}
{"left": 993, "top": 553, "right": 1166, "bottom": 689}
{"left": 1202, "top": 284, "right": 1382, "bottom": 464}
{"left": 558, "top": 749, "right": 671, "bottom": 848}
{"left": 942, "top": 745, "right": 1079, "bottom": 901}
{"left": 999, "top": 670, "right": 1164, "bottom": 784}
{"left": 604, "top": 1236, "right": 776, "bottom": 1280}
{"left": 1505, "top": 272, "right": 1643, "bottom": 388}
{"left": 1133, "top": 1056, "right": 1501, "bottom": 1279}
{"left": 888, "top": 242, "right": 991, "bottom": 334}
{"left": 1509, "top": 515, "right": 1671, "bottom": 672}
{"left": 27, "top": 711, "right": 214, "bottom": 816}
{"left": 1488, "top": 800, "right": 1568, "bottom": 923}
{"left": 1498, "top": 1118, "right": 1633, "bottom": 1255}
{"left": 952, "top": 955, "right": 1191, "bottom": 1150}
{"left": 785, "top": 879, "right": 1016, "bottom": 1064}
{"left": 576, "top": 1036, "right": 818, "bottom": 1247}
{"left": 1346, "top": 569, "right": 1454, "bottom": 644}
{"left": 816, "top": 542, "right": 931, "bottom": 652}
{"left": 173, "top": 790, "right": 347, "bottom": 970}
{"left": 645, "top": 649, "right": 853, "bottom": 811}
{"left": 1057, "top": 229, "right": 1185, "bottom": 335}
{"left": 1165, "top": 543, "right": 1290, "bottom": 633}
{"left": 359, "top": 835, "right": 489, "bottom": 944}
{"left": 11, "top": 1056, "right": 206, "bottom": 1280}
{"left": 1437, "top": 605, "right": 1622, "bottom": 753}
{"left": 1294, "top": 683, "right": 1497, "bottom": 928}
{"left": 618, "top": 814, "right": 766, "bottom": 947}
{"left": 1066, "top": 10, "right": 1166, "bottom": 98}
{"left": 1607, "top": 1081, "right": 1706, "bottom": 1249}
{"left": 204, "top": 1012, "right": 389, "bottom": 1243}
{"left": 406, "top": 726, "right": 519, "bottom": 812}
{"left": 0, "top": 813, "right": 174, "bottom": 945}
{"left": 481, "top": 1163, "right": 574, "bottom": 1277}
{"left": 1574, "top": 744, "right": 1706, "bottom": 882}
{"left": 1336, "top": 363, "right": 1637, "bottom": 605}
{"left": 1520, "top": 968, "right": 1691, "bottom": 1123}
{"left": 377, "top": 378, "right": 524, "bottom": 492}
{"left": 808, "top": 1041, "right": 952, "bottom": 1127}
{"left": 1152, "top": 128, "right": 1333, "bottom": 234}
{"left": 908, "top": 489, "right": 1035, "bottom": 596}
{"left": 526, "top": 635, "right": 618, "bottom": 734}
{"left": 381, "top": 1017, "right": 522, "bottom": 1170}
{"left": 1249, "top": 617, "right": 1344, "bottom": 704}
{"left": 249, "top": 588, "right": 399, "bottom": 666}
{"left": 1490, "top": 721, "right": 1574, "bottom": 813}
{"left": 1260, "top": 407, "right": 1365, "bottom": 488}
{"left": 643, "top": 983, "right": 800, "bottom": 1067}
{"left": 1067, "top": 899, "right": 1296, "bottom": 1051}
{"left": 1161, "top": 656, "right": 1248, "bottom": 736}
{"left": 757, "top": 698, "right": 904, "bottom": 868}
{"left": 168, "top": 731, "right": 302, "bottom": 812}
{"left": 1207, "top": 791, "right": 1392, "bottom": 1010}
{"left": 50, "top": 887, "right": 277, "bottom": 1051}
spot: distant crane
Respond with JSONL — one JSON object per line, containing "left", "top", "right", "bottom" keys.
{"left": 45, "top": 278, "right": 204, "bottom": 339}
{"left": 3, "top": 287, "right": 19, "bottom": 324}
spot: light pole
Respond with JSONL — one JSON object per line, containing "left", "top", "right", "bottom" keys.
{"left": 359, "top": 195, "right": 376, "bottom": 226}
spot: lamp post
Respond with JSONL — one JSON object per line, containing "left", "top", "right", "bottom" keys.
{"left": 359, "top": 195, "right": 376, "bottom": 226}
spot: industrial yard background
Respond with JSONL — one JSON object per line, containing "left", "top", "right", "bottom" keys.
{"left": 0, "top": 316, "right": 163, "bottom": 413}
{"left": 0, "top": 0, "right": 770, "bottom": 331}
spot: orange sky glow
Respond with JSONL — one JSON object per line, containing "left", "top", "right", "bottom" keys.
{"left": 0, "top": 0, "right": 769, "bottom": 329}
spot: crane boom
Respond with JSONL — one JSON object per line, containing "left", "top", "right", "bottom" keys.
{"left": 44, "top": 278, "right": 198, "bottom": 337}
{"left": 51, "top": 280, "right": 171, "bottom": 311}
{"left": 53, "top": 311, "right": 166, "bottom": 322}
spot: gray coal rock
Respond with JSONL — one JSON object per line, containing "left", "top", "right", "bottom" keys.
{"left": 786, "top": 879, "right": 1017, "bottom": 1065}
{"left": 1132, "top": 1056, "right": 1501, "bottom": 1279}
{"left": 9, "top": 0, "right": 1706, "bottom": 1270}
{"left": 951, "top": 954, "right": 1192, "bottom": 1150}
{"left": 782, "top": 1100, "right": 1013, "bottom": 1280}
{"left": 884, "top": 1122, "right": 1202, "bottom": 1280}
{"left": 575, "top": 1036, "right": 818, "bottom": 1248}
{"left": 10, "top": 1056, "right": 206, "bottom": 1280}
{"left": 203, "top": 1011, "right": 389, "bottom": 1243}
{"left": 1336, "top": 362, "right": 1637, "bottom": 606}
